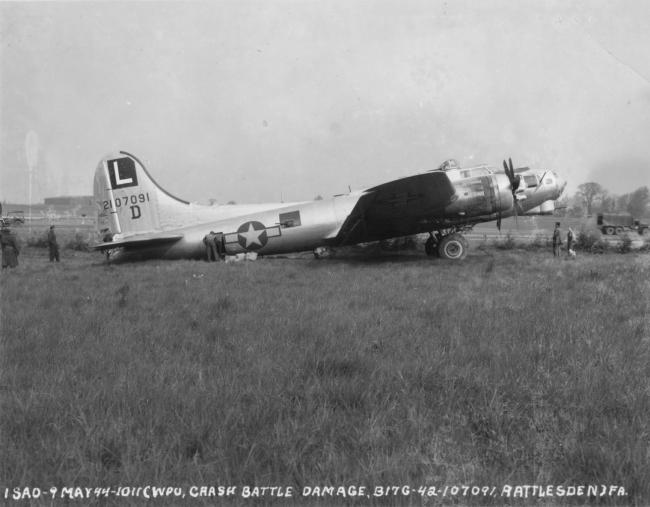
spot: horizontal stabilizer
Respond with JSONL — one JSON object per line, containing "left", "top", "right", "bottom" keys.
{"left": 90, "top": 234, "right": 183, "bottom": 251}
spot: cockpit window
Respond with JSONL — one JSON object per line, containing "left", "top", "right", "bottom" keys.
{"left": 523, "top": 175, "right": 538, "bottom": 187}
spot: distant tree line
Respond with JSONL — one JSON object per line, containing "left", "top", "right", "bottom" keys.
{"left": 558, "top": 183, "right": 649, "bottom": 218}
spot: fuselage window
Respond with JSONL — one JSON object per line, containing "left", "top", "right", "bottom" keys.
{"left": 279, "top": 210, "right": 301, "bottom": 228}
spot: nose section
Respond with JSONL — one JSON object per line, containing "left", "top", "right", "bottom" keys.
{"left": 553, "top": 172, "right": 566, "bottom": 198}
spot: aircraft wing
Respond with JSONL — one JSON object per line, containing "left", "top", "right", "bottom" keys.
{"left": 90, "top": 233, "right": 183, "bottom": 251}
{"left": 335, "top": 170, "right": 456, "bottom": 244}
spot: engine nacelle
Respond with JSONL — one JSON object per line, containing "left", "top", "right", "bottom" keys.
{"left": 444, "top": 173, "right": 513, "bottom": 217}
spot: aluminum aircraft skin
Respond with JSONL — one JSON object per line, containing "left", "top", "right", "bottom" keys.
{"left": 92, "top": 152, "right": 566, "bottom": 261}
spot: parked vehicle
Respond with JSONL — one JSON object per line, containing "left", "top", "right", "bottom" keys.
{"left": 597, "top": 212, "right": 648, "bottom": 235}
{"left": 0, "top": 211, "right": 25, "bottom": 227}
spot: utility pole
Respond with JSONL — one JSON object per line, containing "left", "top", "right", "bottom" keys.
{"left": 25, "top": 131, "right": 39, "bottom": 233}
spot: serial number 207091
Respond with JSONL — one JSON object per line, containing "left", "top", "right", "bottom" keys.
{"left": 103, "top": 193, "right": 150, "bottom": 210}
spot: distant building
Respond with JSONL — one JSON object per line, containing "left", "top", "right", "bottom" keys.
{"left": 44, "top": 196, "right": 93, "bottom": 206}
{"left": 2, "top": 195, "right": 96, "bottom": 222}
{"left": 42, "top": 195, "right": 95, "bottom": 219}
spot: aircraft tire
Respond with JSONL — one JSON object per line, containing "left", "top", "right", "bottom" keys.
{"left": 438, "top": 233, "right": 468, "bottom": 260}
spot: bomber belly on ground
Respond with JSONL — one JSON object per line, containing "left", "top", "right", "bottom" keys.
{"left": 161, "top": 200, "right": 341, "bottom": 258}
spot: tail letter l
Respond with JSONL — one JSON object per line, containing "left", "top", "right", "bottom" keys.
{"left": 107, "top": 157, "right": 138, "bottom": 189}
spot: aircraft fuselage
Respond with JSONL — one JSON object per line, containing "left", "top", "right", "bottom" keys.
{"left": 93, "top": 152, "right": 565, "bottom": 261}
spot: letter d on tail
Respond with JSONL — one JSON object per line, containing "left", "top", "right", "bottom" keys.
{"left": 130, "top": 205, "right": 141, "bottom": 220}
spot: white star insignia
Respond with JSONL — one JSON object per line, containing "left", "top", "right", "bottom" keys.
{"left": 239, "top": 223, "right": 264, "bottom": 248}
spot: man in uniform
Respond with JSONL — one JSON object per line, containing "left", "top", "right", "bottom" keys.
{"left": 1, "top": 227, "right": 20, "bottom": 269}
{"left": 566, "top": 227, "right": 575, "bottom": 253}
{"left": 203, "top": 231, "right": 218, "bottom": 261}
{"left": 213, "top": 232, "right": 225, "bottom": 260}
{"left": 552, "top": 222, "right": 562, "bottom": 257}
{"left": 48, "top": 225, "right": 60, "bottom": 262}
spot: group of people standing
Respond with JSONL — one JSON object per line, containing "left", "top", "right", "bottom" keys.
{"left": 552, "top": 222, "right": 575, "bottom": 257}
{"left": 1, "top": 225, "right": 60, "bottom": 269}
{"left": 203, "top": 231, "right": 225, "bottom": 261}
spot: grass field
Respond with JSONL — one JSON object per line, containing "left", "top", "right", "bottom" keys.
{"left": 1, "top": 246, "right": 649, "bottom": 505}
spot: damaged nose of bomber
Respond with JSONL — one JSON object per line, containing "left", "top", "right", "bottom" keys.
{"left": 553, "top": 171, "right": 567, "bottom": 199}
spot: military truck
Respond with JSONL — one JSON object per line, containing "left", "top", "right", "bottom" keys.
{"left": 0, "top": 211, "right": 25, "bottom": 227}
{"left": 597, "top": 212, "right": 648, "bottom": 235}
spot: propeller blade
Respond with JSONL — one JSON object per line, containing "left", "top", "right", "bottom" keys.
{"left": 503, "top": 158, "right": 521, "bottom": 192}
{"left": 510, "top": 158, "right": 522, "bottom": 192}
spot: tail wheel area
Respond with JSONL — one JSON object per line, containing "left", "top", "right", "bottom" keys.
{"left": 438, "top": 233, "right": 468, "bottom": 260}
{"left": 313, "top": 246, "right": 332, "bottom": 259}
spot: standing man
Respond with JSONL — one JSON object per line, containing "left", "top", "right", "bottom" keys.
{"left": 552, "top": 222, "right": 562, "bottom": 257}
{"left": 48, "top": 225, "right": 60, "bottom": 262}
{"left": 203, "top": 232, "right": 213, "bottom": 261}
{"left": 1, "top": 226, "right": 20, "bottom": 269}
{"left": 566, "top": 227, "right": 575, "bottom": 254}
{"left": 203, "top": 231, "right": 218, "bottom": 261}
{"left": 213, "top": 232, "right": 225, "bottom": 260}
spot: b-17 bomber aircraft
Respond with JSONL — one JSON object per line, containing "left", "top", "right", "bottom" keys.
{"left": 92, "top": 152, "right": 566, "bottom": 261}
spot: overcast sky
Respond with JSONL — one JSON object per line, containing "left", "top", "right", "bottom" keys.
{"left": 1, "top": 0, "right": 649, "bottom": 204}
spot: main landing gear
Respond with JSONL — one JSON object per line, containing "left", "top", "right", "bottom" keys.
{"left": 425, "top": 230, "right": 469, "bottom": 260}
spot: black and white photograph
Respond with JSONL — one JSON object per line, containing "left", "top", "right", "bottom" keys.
{"left": 1, "top": 1, "right": 649, "bottom": 505}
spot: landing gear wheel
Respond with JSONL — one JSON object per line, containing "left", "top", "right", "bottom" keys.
{"left": 438, "top": 233, "right": 468, "bottom": 260}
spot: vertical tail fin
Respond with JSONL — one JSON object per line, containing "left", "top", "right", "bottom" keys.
{"left": 94, "top": 151, "right": 189, "bottom": 240}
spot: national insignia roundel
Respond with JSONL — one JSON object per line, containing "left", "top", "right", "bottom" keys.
{"left": 237, "top": 221, "right": 268, "bottom": 250}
